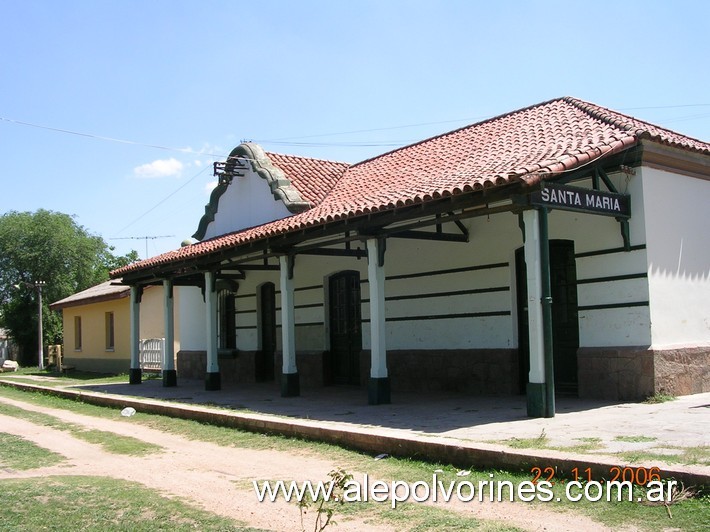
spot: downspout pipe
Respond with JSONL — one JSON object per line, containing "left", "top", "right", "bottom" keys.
{"left": 538, "top": 208, "right": 555, "bottom": 417}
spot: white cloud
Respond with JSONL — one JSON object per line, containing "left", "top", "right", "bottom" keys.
{"left": 133, "top": 158, "right": 184, "bottom": 178}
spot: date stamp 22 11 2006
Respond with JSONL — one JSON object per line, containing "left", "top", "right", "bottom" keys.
{"left": 531, "top": 466, "right": 662, "bottom": 486}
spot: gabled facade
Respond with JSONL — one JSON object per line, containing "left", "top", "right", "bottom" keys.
{"left": 111, "top": 97, "right": 710, "bottom": 417}
{"left": 50, "top": 281, "right": 173, "bottom": 373}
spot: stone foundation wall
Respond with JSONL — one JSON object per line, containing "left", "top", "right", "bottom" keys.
{"left": 177, "top": 350, "right": 207, "bottom": 380}
{"left": 577, "top": 346, "right": 710, "bottom": 400}
{"left": 653, "top": 346, "right": 710, "bottom": 396}
{"left": 380, "top": 349, "right": 519, "bottom": 395}
{"left": 178, "top": 348, "right": 518, "bottom": 394}
{"left": 577, "top": 347, "right": 655, "bottom": 400}
{"left": 178, "top": 350, "right": 323, "bottom": 388}
{"left": 274, "top": 351, "right": 324, "bottom": 388}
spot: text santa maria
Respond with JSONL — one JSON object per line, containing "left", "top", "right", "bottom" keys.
{"left": 529, "top": 183, "right": 630, "bottom": 218}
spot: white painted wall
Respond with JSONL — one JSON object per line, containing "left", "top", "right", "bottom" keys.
{"left": 224, "top": 212, "right": 522, "bottom": 353}
{"left": 545, "top": 173, "right": 652, "bottom": 347}
{"left": 179, "top": 166, "right": 710, "bottom": 354}
{"left": 641, "top": 167, "right": 710, "bottom": 347}
{"left": 177, "top": 286, "right": 206, "bottom": 350}
{"left": 202, "top": 167, "right": 293, "bottom": 240}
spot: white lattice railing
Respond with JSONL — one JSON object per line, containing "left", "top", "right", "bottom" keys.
{"left": 139, "top": 338, "right": 164, "bottom": 370}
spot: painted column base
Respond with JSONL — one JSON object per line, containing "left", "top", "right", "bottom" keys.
{"left": 368, "top": 377, "right": 391, "bottom": 405}
{"left": 281, "top": 372, "right": 300, "bottom": 397}
{"left": 205, "top": 372, "right": 221, "bottom": 391}
{"left": 162, "top": 369, "right": 177, "bottom": 387}
{"left": 527, "top": 382, "right": 546, "bottom": 418}
{"left": 129, "top": 368, "right": 142, "bottom": 385}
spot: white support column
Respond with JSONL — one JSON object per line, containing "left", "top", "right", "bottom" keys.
{"left": 204, "top": 271, "right": 220, "bottom": 390}
{"left": 523, "top": 209, "right": 545, "bottom": 416}
{"left": 366, "top": 238, "right": 390, "bottom": 404}
{"left": 129, "top": 286, "right": 142, "bottom": 384}
{"left": 279, "top": 255, "right": 299, "bottom": 396}
{"left": 162, "top": 279, "right": 177, "bottom": 387}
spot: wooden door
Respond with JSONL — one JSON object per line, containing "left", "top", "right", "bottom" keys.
{"left": 256, "top": 282, "right": 276, "bottom": 381}
{"left": 328, "top": 271, "right": 362, "bottom": 385}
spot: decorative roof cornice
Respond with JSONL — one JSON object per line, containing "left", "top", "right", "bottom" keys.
{"left": 193, "top": 142, "right": 311, "bottom": 240}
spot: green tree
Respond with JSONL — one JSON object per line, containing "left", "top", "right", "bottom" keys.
{"left": 0, "top": 209, "right": 138, "bottom": 366}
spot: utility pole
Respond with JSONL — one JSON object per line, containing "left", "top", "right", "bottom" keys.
{"left": 110, "top": 235, "right": 174, "bottom": 259}
{"left": 14, "top": 280, "right": 46, "bottom": 369}
{"left": 36, "top": 281, "right": 45, "bottom": 370}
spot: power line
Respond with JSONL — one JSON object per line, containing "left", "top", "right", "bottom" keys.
{"left": 618, "top": 104, "right": 710, "bottom": 110}
{"left": 254, "top": 115, "right": 493, "bottom": 142}
{"left": 0, "top": 116, "right": 227, "bottom": 158}
{"left": 114, "top": 165, "right": 212, "bottom": 235}
{"left": 110, "top": 235, "right": 175, "bottom": 258}
{"left": 3, "top": 103, "right": 709, "bottom": 151}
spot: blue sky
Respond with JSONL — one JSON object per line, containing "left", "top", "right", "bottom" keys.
{"left": 2, "top": 0, "right": 709, "bottom": 260}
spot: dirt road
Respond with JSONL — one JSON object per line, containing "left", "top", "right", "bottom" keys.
{"left": 0, "top": 396, "right": 611, "bottom": 531}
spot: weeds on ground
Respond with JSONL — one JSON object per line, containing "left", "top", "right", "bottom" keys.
{"left": 503, "top": 429, "right": 548, "bottom": 449}
{"left": 620, "top": 446, "right": 710, "bottom": 466}
{"left": 297, "top": 468, "right": 353, "bottom": 532}
{"left": 614, "top": 435, "right": 657, "bottom": 443}
{"left": 644, "top": 392, "right": 676, "bottom": 404}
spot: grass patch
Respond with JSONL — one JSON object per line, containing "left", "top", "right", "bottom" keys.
{"left": 620, "top": 446, "right": 710, "bottom": 466}
{"left": 73, "top": 428, "right": 159, "bottom": 455}
{"left": 378, "top": 503, "right": 522, "bottom": 531}
{"left": 0, "top": 401, "right": 160, "bottom": 456}
{"left": 614, "top": 435, "right": 657, "bottom": 443}
{"left": 1, "top": 384, "right": 709, "bottom": 531}
{"left": 552, "top": 437, "right": 605, "bottom": 453}
{"left": 0, "top": 384, "right": 346, "bottom": 459}
{"left": 0, "top": 433, "right": 65, "bottom": 470}
{"left": 0, "top": 475, "right": 262, "bottom": 531}
{"left": 499, "top": 429, "right": 549, "bottom": 449}
{"left": 644, "top": 392, "right": 676, "bottom": 404}
{"left": 0, "top": 367, "right": 156, "bottom": 388}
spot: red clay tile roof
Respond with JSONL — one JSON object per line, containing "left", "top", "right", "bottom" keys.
{"left": 112, "top": 96, "right": 709, "bottom": 278}
{"left": 265, "top": 152, "right": 349, "bottom": 206}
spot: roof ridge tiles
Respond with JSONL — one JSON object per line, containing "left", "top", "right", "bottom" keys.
{"left": 563, "top": 96, "right": 641, "bottom": 134}
{"left": 264, "top": 150, "right": 352, "bottom": 167}
{"left": 563, "top": 96, "right": 710, "bottom": 154}
{"left": 350, "top": 96, "right": 569, "bottom": 169}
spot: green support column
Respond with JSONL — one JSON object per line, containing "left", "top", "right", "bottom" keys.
{"left": 162, "top": 279, "right": 177, "bottom": 387}
{"left": 129, "top": 286, "right": 142, "bottom": 384}
{"left": 523, "top": 209, "right": 545, "bottom": 417}
{"left": 366, "top": 238, "right": 390, "bottom": 405}
{"left": 538, "top": 208, "right": 555, "bottom": 418}
{"left": 204, "top": 271, "right": 221, "bottom": 391}
{"left": 279, "top": 255, "right": 300, "bottom": 397}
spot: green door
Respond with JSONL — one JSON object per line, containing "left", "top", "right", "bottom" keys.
{"left": 256, "top": 282, "right": 276, "bottom": 381}
{"left": 328, "top": 271, "right": 362, "bottom": 385}
{"left": 516, "top": 240, "right": 579, "bottom": 395}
